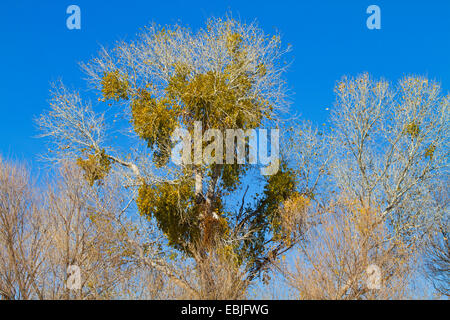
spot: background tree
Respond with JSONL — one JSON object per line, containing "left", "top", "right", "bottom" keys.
{"left": 0, "top": 158, "right": 46, "bottom": 299}
{"left": 425, "top": 224, "right": 450, "bottom": 298}
{"left": 0, "top": 157, "right": 176, "bottom": 300}
{"left": 424, "top": 181, "right": 449, "bottom": 297}
{"left": 290, "top": 73, "right": 448, "bottom": 242}
{"left": 285, "top": 73, "right": 449, "bottom": 298}
{"left": 277, "top": 196, "right": 416, "bottom": 300}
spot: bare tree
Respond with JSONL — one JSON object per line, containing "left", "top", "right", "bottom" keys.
{"left": 330, "top": 74, "right": 448, "bottom": 236}
{"left": 291, "top": 73, "right": 449, "bottom": 242}
{"left": 277, "top": 196, "right": 416, "bottom": 300}
{"left": 0, "top": 157, "right": 47, "bottom": 299}
{"left": 425, "top": 224, "right": 450, "bottom": 298}
{"left": 0, "top": 157, "right": 177, "bottom": 300}
{"left": 424, "top": 181, "right": 449, "bottom": 297}
{"left": 283, "top": 73, "right": 449, "bottom": 299}
{"left": 41, "top": 163, "right": 134, "bottom": 299}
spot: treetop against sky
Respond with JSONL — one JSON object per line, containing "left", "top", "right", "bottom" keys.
{"left": 1, "top": 0, "right": 449, "bottom": 165}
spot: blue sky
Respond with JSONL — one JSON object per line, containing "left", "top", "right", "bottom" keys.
{"left": 1, "top": 0, "right": 449, "bottom": 166}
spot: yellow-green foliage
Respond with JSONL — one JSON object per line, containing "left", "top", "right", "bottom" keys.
{"left": 264, "top": 164, "right": 297, "bottom": 215}
{"left": 273, "top": 194, "right": 310, "bottom": 243}
{"left": 237, "top": 163, "right": 297, "bottom": 267}
{"left": 167, "top": 68, "right": 267, "bottom": 131}
{"left": 221, "top": 164, "right": 247, "bottom": 192}
{"left": 226, "top": 32, "right": 243, "bottom": 54}
{"left": 101, "top": 70, "right": 130, "bottom": 101}
{"left": 76, "top": 150, "right": 111, "bottom": 186}
{"left": 136, "top": 180, "right": 200, "bottom": 251}
{"left": 403, "top": 121, "right": 421, "bottom": 138}
{"left": 425, "top": 144, "right": 436, "bottom": 160}
{"left": 130, "top": 88, "right": 179, "bottom": 166}
{"left": 98, "top": 30, "right": 271, "bottom": 168}
{"left": 136, "top": 176, "right": 230, "bottom": 252}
